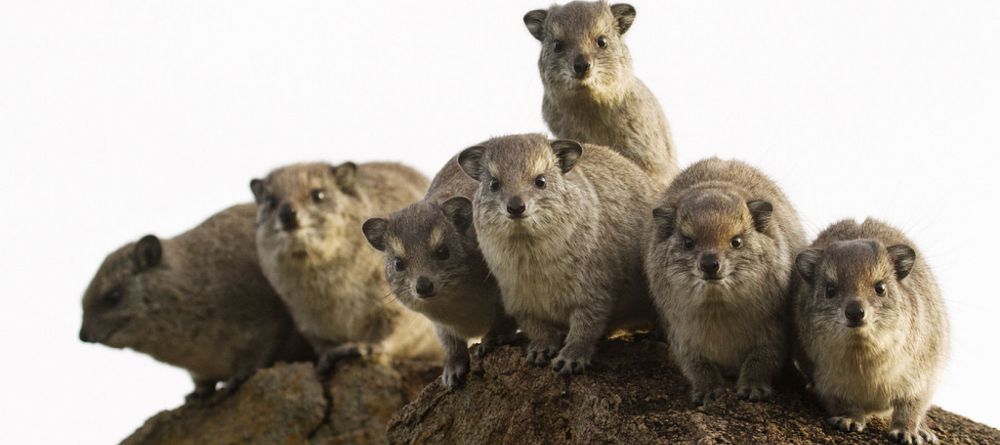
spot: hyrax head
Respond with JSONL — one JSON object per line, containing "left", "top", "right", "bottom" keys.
{"left": 524, "top": 1, "right": 636, "bottom": 93}
{"left": 362, "top": 198, "right": 478, "bottom": 308}
{"left": 80, "top": 235, "right": 168, "bottom": 349}
{"left": 457, "top": 134, "right": 582, "bottom": 235}
{"left": 651, "top": 187, "right": 775, "bottom": 290}
{"left": 250, "top": 162, "right": 358, "bottom": 245}
{"left": 796, "top": 239, "right": 916, "bottom": 330}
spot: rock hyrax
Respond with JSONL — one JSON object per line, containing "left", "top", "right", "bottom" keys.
{"left": 458, "top": 134, "right": 656, "bottom": 375}
{"left": 645, "top": 158, "right": 806, "bottom": 404}
{"left": 79, "top": 204, "right": 314, "bottom": 400}
{"left": 362, "top": 157, "right": 517, "bottom": 388}
{"left": 524, "top": 1, "right": 677, "bottom": 187}
{"left": 793, "top": 218, "right": 948, "bottom": 444}
{"left": 251, "top": 162, "right": 442, "bottom": 370}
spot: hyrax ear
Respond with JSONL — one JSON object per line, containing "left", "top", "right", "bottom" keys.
{"left": 440, "top": 197, "right": 474, "bottom": 233}
{"left": 361, "top": 218, "right": 389, "bottom": 251}
{"left": 458, "top": 145, "right": 487, "bottom": 181}
{"left": 134, "top": 234, "right": 162, "bottom": 271}
{"left": 795, "top": 248, "right": 823, "bottom": 284}
{"left": 651, "top": 206, "right": 676, "bottom": 240}
{"left": 887, "top": 244, "right": 917, "bottom": 281}
{"left": 610, "top": 4, "right": 636, "bottom": 35}
{"left": 747, "top": 200, "right": 773, "bottom": 233}
{"left": 523, "top": 9, "right": 548, "bottom": 41}
{"left": 249, "top": 178, "right": 265, "bottom": 204}
{"left": 551, "top": 139, "right": 582, "bottom": 174}
{"left": 331, "top": 162, "right": 357, "bottom": 194}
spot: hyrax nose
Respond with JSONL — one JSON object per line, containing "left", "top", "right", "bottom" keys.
{"left": 507, "top": 196, "right": 526, "bottom": 217}
{"left": 699, "top": 253, "right": 721, "bottom": 276}
{"left": 845, "top": 300, "right": 865, "bottom": 324}
{"left": 279, "top": 203, "right": 298, "bottom": 230}
{"left": 415, "top": 276, "right": 435, "bottom": 298}
{"left": 79, "top": 327, "right": 91, "bottom": 343}
{"left": 573, "top": 54, "right": 591, "bottom": 76}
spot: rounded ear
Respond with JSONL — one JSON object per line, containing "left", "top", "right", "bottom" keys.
{"left": 610, "top": 3, "right": 636, "bottom": 34}
{"left": 134, "top": 234, "right": 162, "bottom": 271}
{"left": 747, "top": 200, "right": 773, "bottom": 233}
{"left": 361, "top": 218, "right": 389, "bottom": 251}
{"left": 651, "top": 207, "right": 676, "bottom": 241}
{"left": 795, "top": 248, "right": 823, "bottom": 284}
{"left": 249, "top": 178, "right": 265, "bottom": 204}
{"left": 332, "top": 162, "right": 357, "bottom": 193}
{"left": 887, "top": 244, "right": 917, "bottom": 281}
{"left": 523, "top": 9, "right": 548, "bottom": 41}
{"left": 550, "top": 139, "right": 583, "bottom": 174}
{"left": 457, "top": 146, "right": 487, "bottom": 181}
{"left": 440, "top": 197, "right": 474, "bottom": 233}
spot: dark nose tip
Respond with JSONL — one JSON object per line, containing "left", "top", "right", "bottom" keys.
{"left": 573, "top": 55, "right": 591, "bottom": 75}
{"left": 279, "top": 204, "right": 298, "bottom": 229}
{"left": 507, "top": 196, "right": 526, "bottom": 216}
{"left": 845, "top": 301, "right": 865, "bottom": 323}
{"left": 699, "top": 254, "right": 721, "bottom": 276}
{"left": 415, "top": 276, "right": 434, "bottom": 297}
{"left": 79, "top": 327, "right": 91, "bottom": 343}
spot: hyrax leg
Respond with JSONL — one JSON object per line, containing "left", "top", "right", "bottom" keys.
{"left": 675, "top": 346, "right": 726, "bottom": 405}
{"left": 185, "top": 377, "right": 218, "bottom": 403}
{"left": 519, "top": 317, "right": 563, "bottom": 366}
{"left": 889, "top": 396, "right": 938, "bottom": 444}
{"left": 476, "top": 314, "right": 519, "bottom": 359}
{"left": 736, "top": 332, "right": 784, "bottom": 401}
{"left": 824, "top": 396, "right": 868, "bottom": 433}
{"left": 316, "top": 342, "right": 378, "bottom": 375}
{"left": 435, "top": 326, "right": 470, "bottom": 390}
{"left": 552, "top": 305, "right": 610, "bottom": 375}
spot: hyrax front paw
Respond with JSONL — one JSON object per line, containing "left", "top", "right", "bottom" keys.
{"left": 525, "top": 342, "right": 559, "bottom": 366}
{"left": 736, "top": 382, "right": 773, "bottom": 402}
{"left": 316, "top": 343, "right": 376, "bottom": 375}
{"left": 889, "top": 427, "right": 938, "bottom": 444}
{"left": 690, "top": 385, "right": 726, "bottom": 406}
{"left": 828, "top": 415, "right": 867, "bottom": 433}
{"left": 551, "top": 350, "right": 590, "bottom": 375}
{"left": 441, "top": 359, "right": 470, "bottom": 390}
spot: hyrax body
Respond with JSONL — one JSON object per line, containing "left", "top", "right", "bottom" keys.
{"left": 645, "top": 158, "right": 806, "bottom": 404}
{"left": 524, "top": 1, "right": 677, "bottom": 187}
{"left": 362, "top": 157, "right": 517, "bottom": 388}
{"left": 459, "top": 134, "right": 656, "bottom": 375}
{"left": 793, "top": 218, "right": 948, "bottom": 444}
{"left": 251, "top": 162, "right": 442, "bottom": 369}
{"left": 79, "top": 204, "right": 314, "bottom": 400}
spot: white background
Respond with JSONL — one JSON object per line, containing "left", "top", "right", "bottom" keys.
{"left": 1, "top": 1, "right": 998, "bottom": 443}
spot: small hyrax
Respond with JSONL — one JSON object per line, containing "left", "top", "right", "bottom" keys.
{"left": 524, "top": 1, "right": 677, "bottom": 187}
{"left": 362, "top": 157, "right": 517, "bottom": 389}
{"left": 251, "top": 161, "right": 442, "bottom": 371}
{"left": 794, "top": 218, "right": 948, "bottom": 445}
{"left": 458, "top": 133, "right": 657, "bottom": 375}
{"left": 79, "top": 204, "right": 314, "bottom": 400}
{"left": 645, "top": 158, "right": 806, "bottom": 405}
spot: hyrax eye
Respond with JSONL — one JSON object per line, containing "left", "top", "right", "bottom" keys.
{"left": 489, "top": 177, "right": 501, "bottom": 192}
{"left": 730, "top": 236, "right": 743, "bottom": 249}
{"left": 553, "top": 40, "right": 565, "bottom": 53}
{"left": 534, "top": 175, "right": 547, "bottom": 189}
{"left": 310, "top": 189, "right": 326, "bottom": 203}
{"left": 682, "top": 237, "right": 695, "bottom": 250}
{"left": 434, "top": 245, "right": 450, "bottom": 261}
{"left": 394, "top": 258, "right": 407, "bottom": 272}
{"left": 266, "top": 197, "right": 278, "bottom": 209}
{"left": 874, "top": 282, "right": 887, "bottom": 296}
{"left": 825, "top": 283, "right": 837, "bottom": 298}
{"left": 104, "top": 287, "right": 123, "bottom": 306}
{"left": 597, "top": 36, "right": 608, "bottom": 48}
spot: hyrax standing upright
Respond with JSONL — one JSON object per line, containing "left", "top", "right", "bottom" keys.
{"left": 362, "top": 157, "right": 517, "bottom": 388}
{"left": 458, "top": 134, "right": 656, "bottom": 375}
{"left": 793, "top": 218, "right": 948, "bottom": 444}
{"left": 251, "top": 162, "right": 442, "bottom": 370}
{"left": 79, "top": 204, "right": 314, "bottom": 400}
{"left": 524, "top": 1, "right": 677, "bottom": 187}
{"left": 645, "top": 158, "right": 806, "bottom": 404}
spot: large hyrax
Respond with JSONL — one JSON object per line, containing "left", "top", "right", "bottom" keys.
{"left": 362, "top": 158, "right": 517, "bottom": 388}
{"left": 645, "top": 158, "right": 806, "bottom": 404}
{"left": 458, "top": 134, "right": 656, "bottom": 375}
{"left": 251, "top": 162, "right": 442, "bottom": 369}
{"left": 524, "top": 1, "right": 677, "bottom": 187}
{"left": 79, "top": 204, "right": 314, "bottom": 400}
{"left": 794, "top": 218, "right": 948, "bottom": 444}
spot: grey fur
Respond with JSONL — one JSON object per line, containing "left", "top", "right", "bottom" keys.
{"left": 252, "top": 162, "right": 442, "bottom": 370}
{"left": 793, "top": 218, "right": 948, "bottom": 444}
{"left": 459, "top": 134, "right": 657, "bottom": 375}
{"left": 79, "top": 204, "right": 314, "bottom": 401}
{"left": 645, "top": 158, "right": 806, "bottom": 405}
{"left": 526, "top": 1, "right": 678, "bottom": 188}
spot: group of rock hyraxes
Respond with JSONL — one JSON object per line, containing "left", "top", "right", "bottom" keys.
{"left": 78, "top": 2, "right": 948, "bottom": 444}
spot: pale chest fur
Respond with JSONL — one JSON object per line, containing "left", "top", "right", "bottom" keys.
{"left": 807, "top": 331, "right": 920, "bottom": 412}
{"left": 665, "top": 293, "right": 769, "bottom": 370}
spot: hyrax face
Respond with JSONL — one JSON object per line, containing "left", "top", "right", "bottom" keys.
{"left": 650, "top": 188, "right": 776, "bottom": 296}
{"left": 524, "top": 2, "right": 636, "bottom": 93}
{"left": 80, "top": 235, "right": 166, "bottom": 349}
{"left": 251, "top": 162, "right": 358, "bottom": 254}
{"left": 362, "top": 198, "right": 479, "bottom": 310}
{"left": 796, "top": 240, "right": 917, "bottom": 331}
{"left": 457, "top": 135, "right": 582, "bottom": 238}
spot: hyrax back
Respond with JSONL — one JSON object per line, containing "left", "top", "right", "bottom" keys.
{"left": 362, "top": 157, "right": 516, "bottom": 388}
{"left": 251, "top": 161, "right": 442, "bottom": 369}
{"left": 458, "top": 133, "right": 657, "bottom": 375}
{"left": 79, "top": 204, "right": 313, "bottom": 400}
{"left": 524, "top": 1, "right": 677, "bottom": 187}
{"left": 645, "top": 158, "right": 806, "bottom": 405}
{"left": 793, "top": 218, "right": 948, "bottom": 444}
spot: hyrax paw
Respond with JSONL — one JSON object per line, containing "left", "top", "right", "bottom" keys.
{"left": 525, "top": 343, "right": 559, "bottom": 366}
{"left": 828, "top": 415, "right": 866, "bottom": 433}
{"left": 889, "top": 427, "right": 938, "bottom": 444}
{"left": 551, "top": 352, "right": 590, "bottom": 375}
{"left": 316, "top": 344, "right": 375, "bottom": 375}
{"left": 690, "top": 386, "right": 726, "bottom": 406}
{"left": 441, "top": 361, "right": 469, "bottom": 390}
{"left": 736, "top": 383, "right": 773, "bottom": 402}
